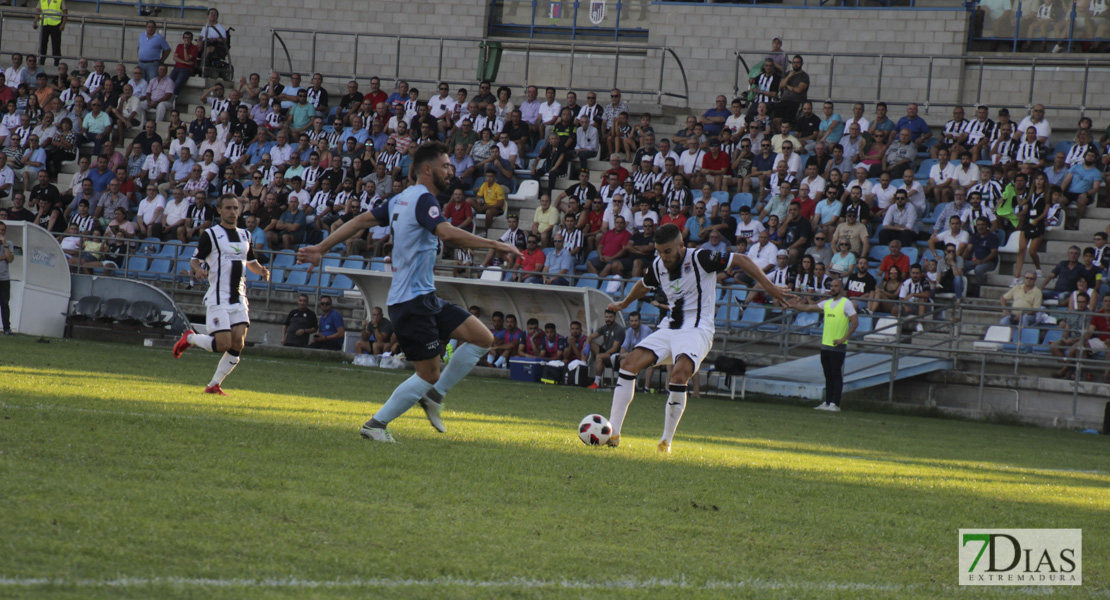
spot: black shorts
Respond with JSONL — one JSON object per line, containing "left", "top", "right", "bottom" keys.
{"left": 1023, "top": 221, "right": 1045, "bottom": 240}
{"left": 388, "top": 292, "right": 471, "bottom": 362}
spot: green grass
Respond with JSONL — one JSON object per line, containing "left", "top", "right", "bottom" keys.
{"left": 0, "top": 337, "right": 1107, "bottom": 599}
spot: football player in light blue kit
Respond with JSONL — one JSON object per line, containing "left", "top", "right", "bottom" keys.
{"left": 298, "top": 141, "right": 521, "bottom": 442}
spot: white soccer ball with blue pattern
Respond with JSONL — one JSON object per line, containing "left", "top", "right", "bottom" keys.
{"left": 578, "top": 414, "right": 612, "bottom": 446}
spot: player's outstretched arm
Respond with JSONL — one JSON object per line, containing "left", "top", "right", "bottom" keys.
{"left": 729, "top": 252, "right": 793, "bottom": 306}
{"left": 297, "top": 211, "right": 381, "bottom": 270}
{"left": 607, "top": 279, "right": 650, "bottom": 313}
{"left": 435, "top": 222, "right": 523, "bottom": 258}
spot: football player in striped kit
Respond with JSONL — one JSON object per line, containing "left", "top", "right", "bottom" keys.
{"left": 173, "top": 193, "right": 271, "bottom": 395}
{"left": 604, "top": 223, "right": 789, "bottom": 453}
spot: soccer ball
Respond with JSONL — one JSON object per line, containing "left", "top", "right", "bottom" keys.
{"left": 578, "top": 414, "right": 612, "bottom": 446}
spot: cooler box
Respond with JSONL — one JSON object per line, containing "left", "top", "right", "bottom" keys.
{"left": 509, "top": 357, "right": 545, "bottom": 383}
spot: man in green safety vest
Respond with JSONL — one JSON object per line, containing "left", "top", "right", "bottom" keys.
{"left": 33, "top": 0, "right": 67, "bottom": 67}
{"left": 793, "top": 277, "right": 858, "bottom": 412}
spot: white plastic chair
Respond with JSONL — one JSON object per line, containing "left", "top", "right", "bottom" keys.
{"left": 973, "top": 325, "right": 1013, "bottom": 350}
{"left": 507, "top": 179, "right": 539, "bottom": 202}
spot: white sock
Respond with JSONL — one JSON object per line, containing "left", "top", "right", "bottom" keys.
{"left": 594, "top": 375, "right": 602, "bottom": 385}
{"left": 188, "top": 332, "right": 214, "bottom": 352}
{"left": 661, "top": 383, "right": 688, "bottom": 444}
{"left": 608, "top": 369, "right": 638, "bottom": 436}
{"left": 209, "top": 350, "right": 240, "bottom": 386}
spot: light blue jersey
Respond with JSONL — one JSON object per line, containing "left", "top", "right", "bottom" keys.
{"left": 370, "top": 184, "right": 447, "bottom": 306}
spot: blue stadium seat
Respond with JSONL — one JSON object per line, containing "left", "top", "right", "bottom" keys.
{"left": 139, "top": 258, "right": 172, "bottom": 280}
{"left": 1001, "top": 327, "right": 1042, "bottom": 353}
{"left": 914, "top": 159, "right": 938, "bottom": 181}
{"left": 246, "top": 267, "right": 268, "bottom": 290}
{"left": 793, "top": 311, "right": 821, "bottom": 335}
{"left": 868, "top": 245, "right": 891, "bottom": 264}
{"left": 637, "top": 301, "right": 660, "bottom": 324}
{"left": 736, "top": 306, "right": 767, "bottom": 330}
{"left": 711, "top": 191, "right": 730, "bottom": 207}
{"left": 525, "top": 137, "right": 546, "bottom": 159}
{"left": 124, "top": 255, "right": 148, "bottom": 278}
{"left": 542, "top": 247, "right": 555, "bottom": 262}
{"left": 341, "top": 257, "right": 366, "bottom": 270}
{"left": 327, "top": 274, "right": 354, "bottom": 293}
{"left": 1053, "top": 140, "right": 1074, "bottom": 157}
{"left": 855, "top": 314, "right": 873, "bottom": 334}
{"left": 916, "top": 137, "right": 939, "bottom": 158}
{"left": 299, "top": 270, "right": 323, "bottom": 294}
{"left": 902, "top": 247, "right": 918, "bottom": 265}
{"left": 1032, "top": 328, "right": 1063, "bottom": 355}
{"left": 274, "top": 264, "right": 310, "bottom": 292}
{"left": 369, "top": 260, "right": 388, "bottom": 272}
{"left": 730, "top": 192, "right": 754, "bottom": 211}
{"left": 921, "top": 202, "right": 948, "bottom": 227}
{"left": 271, "top": 252, "right": 296, "bottom": 269}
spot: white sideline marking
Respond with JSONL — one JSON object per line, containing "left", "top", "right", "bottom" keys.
{"left": 0, "top": 576, "right": 1103, "bottom": 595}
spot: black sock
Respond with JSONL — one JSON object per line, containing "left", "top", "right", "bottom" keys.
{"left": 426, "top": 388, "right": 444, "bottom": 404}
{"left": 368, "top": 418, "right": 387, "bottom": 429}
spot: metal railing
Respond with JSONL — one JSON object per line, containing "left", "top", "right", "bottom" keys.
{"left": 488, "top": 0, "right": 650, "bottom": 40}
{"left": 68, "top": 0, "right": 208, "bottom": 20}
{"left": 969, "top": 0, "right": 1110, "bottom": 54}
{"left": 269, "top": 29, "right": 690, "bottom": 107}
{"left": 0, "top": 7, "right": 204, "bottom": 66}
{"left": 732, "top": 47, "right": 1110, "bottom": 116}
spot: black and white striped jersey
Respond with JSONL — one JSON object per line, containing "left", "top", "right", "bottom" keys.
{"left": 195, "top": 224, "right": 256, "bottom": 306}
{"left": 642, "top": 248, "right": 729, "bottom": 334}
{"left": 962, "top": 118, "right": 995, "bottom": 144}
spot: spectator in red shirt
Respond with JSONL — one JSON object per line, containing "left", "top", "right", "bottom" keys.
{"left": 660, "top": 199, "right": 687, "bottom": 232}
{"left": 701, "top": 139, "right": 731, "bottom": 192}
{"left": 796, "top": 192, "right": 818, "bottom": 220}
{"left": 363, "top": 76, "right": 388, "bottom": 116}
{"left": 878, "top": 239, "right": 910, "bottom": 281}
{"left": 169, "top": 32, "right": 199, "bottom": 94}
{"left": 443, "top": 188, "right": 474, "bottom": 231}
{"left": 517, "top": 234, "right": 547, "bottom": 283}
{"left": 586, "top": 215, "right": 632, "bottom": 283}
{"left": 583, "top": 198, "right": 606, "bottom": 256}
{"left": 604, "top": 153, "right": 629, "bottom": 184}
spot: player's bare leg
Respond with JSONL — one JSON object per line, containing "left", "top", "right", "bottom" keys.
{"left": 174, "top": 325, "right": 246, "bottom": 395}
{"left": 606, "top": 347, "right": 658, "bottom": 447}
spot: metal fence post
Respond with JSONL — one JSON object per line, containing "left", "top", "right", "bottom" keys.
{"left": 876, "top": 55, "right": 884, "bottom": 103}
{"left": 1066, "top": 2, "right": 1077, "bottom": 53}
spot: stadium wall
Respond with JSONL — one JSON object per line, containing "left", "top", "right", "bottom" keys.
{"left": 1, "top": 2, "right": 1105, "bottom": 120}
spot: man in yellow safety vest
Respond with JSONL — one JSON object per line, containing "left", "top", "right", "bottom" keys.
{"left": 33, "top": 0, "right": 67, "bottom": 67}
{"left": 793, "top": 277, "right": 858, "bottom": 412}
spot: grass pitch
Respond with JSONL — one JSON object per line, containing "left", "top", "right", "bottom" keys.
{"left": 0, "top": 336, "right": 1107, "bottom": 599}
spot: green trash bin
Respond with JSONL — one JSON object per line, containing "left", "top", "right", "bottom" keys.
{"left": 477, "top": 41, "right": 503, "bottom": 82}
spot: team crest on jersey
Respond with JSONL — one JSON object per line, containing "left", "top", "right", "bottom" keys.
{"left": 428, "top": 205, "right": 440, "bottom": 219}
{"left": 684, "top": 263, "right": 692, "bottom": 274}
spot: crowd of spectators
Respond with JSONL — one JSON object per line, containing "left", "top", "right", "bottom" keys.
{"left": 0, "top": 29, "right": 1107, "bottom": 375}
